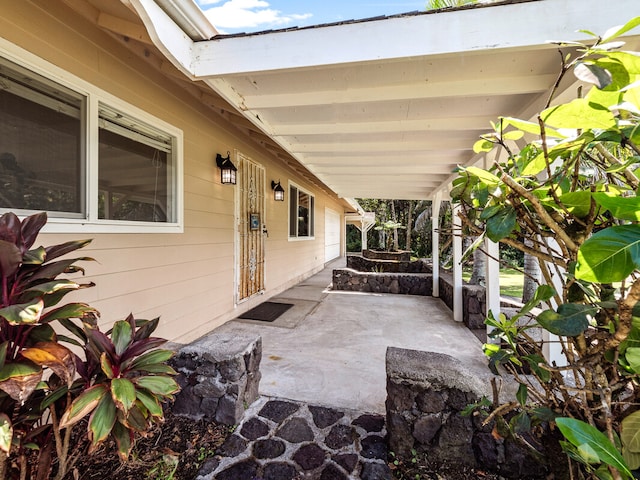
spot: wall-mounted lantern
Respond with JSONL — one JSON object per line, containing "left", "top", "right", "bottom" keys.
{"left": 271, "top": 180, "right": 285, "bottom": 201}
{"left": 216, "top": 151, "right": 237, "bottom": 185}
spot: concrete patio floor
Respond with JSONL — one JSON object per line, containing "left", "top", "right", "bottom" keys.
{"left": 214, "top": 257, "right": 490, "bottom": 414}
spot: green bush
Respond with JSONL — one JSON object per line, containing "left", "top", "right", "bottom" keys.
{"left": 0, "top": 212, "right": 179, "bottom": 479}
{"left": 451, "top": 17, "right": 640, "bottom": 479}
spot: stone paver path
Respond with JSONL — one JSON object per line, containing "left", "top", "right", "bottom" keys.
{"left": 196, "top": 397, "right": 391, "bottom": 480}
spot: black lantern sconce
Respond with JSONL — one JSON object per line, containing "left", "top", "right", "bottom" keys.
{"left": 271, "top": 180, "right": 285, "bottom": 201}
{"left": 216, "top": 151, "right": 237, "bottom": 185}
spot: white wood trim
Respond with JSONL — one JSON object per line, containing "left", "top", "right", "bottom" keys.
{"left": 0, "top": 37, "right": 184, "bottom": 234}
{"left": 431, "top": 191, "right": 442, "bottom": 298}
{"left": 190, "top": 0, "right": 639, "bottom": 76}
{"left": 452, "top": 202, "right": 463, "bottom": 323}
{"left": 485, "top": 238, "right": 500, "bottom": 341}
{"left": 287, "top": 180, "right": 316, "bottom": 241}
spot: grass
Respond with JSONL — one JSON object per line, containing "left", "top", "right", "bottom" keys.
{"left": 463, "top": 267, "right": 523, "bottom": 300}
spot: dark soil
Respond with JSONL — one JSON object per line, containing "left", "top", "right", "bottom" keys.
{"left": 62, "top": 412, "right": 499, "bottom": 480}
{"left": 389, "top": 451, "right": 500, "bottom": 480}
{"left": 63, "top": 412, "right": 230, "bottom": 480}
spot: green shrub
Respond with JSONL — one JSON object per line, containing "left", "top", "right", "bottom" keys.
{"left": 0, "top": 212, "right": 179, "bottom": 479}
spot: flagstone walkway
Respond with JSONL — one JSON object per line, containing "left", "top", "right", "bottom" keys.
{"left": 196, "top": 397, "right": 390, "bottom": 480}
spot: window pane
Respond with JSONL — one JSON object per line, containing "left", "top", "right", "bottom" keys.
{"left": 298, "top": 191, "right": 310, "bottom": 237}
{"left": 289, "top": 186, "right": 297, "bottom": 237}
{"left": 98, "top": 108, "right": 173, "bottom": 222}
{"left": 0, "top": 59, "right": 84, "bottom": 215}
{"left": 309, "top": 196, "right": 315, "bottom": 237}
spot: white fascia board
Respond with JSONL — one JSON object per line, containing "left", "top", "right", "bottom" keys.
{"left": 126, "top": 0, "right": 197, "bottom": 79}
{"left": 191, "top": 0, "right": 639, "bottom": 77}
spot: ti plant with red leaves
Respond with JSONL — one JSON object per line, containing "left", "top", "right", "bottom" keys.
{"left": 0, "top": 212, "right": 179, "bottom": 480}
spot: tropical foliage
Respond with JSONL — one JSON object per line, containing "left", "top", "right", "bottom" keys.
{"left": 0, "top": 212, "right": 178, "bottom": 479}
{"left": 450, "top": 17, "right": 640, "bottom": 479}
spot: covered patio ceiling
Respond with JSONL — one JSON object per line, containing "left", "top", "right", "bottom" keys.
{"left": 127, "top": 0, "right": 638, "bottom": 201}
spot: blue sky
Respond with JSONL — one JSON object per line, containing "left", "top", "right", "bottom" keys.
{"left": 195, "top": 0, "right": 427, "bottom": 34}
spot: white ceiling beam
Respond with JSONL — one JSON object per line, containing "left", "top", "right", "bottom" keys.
{"left": 243, "top": 74, "right": 557, "bottom": 108}
{"left": 290, "top": 140, "right": 472, "bottom": 153}
{"left": 310, "top": 165, "right": 457, "bottom": 175}
{"left": 302, "top": 151, "right": 466, "bottom": 162}
{"left": 273, "top": 117, "right": 491, "bottom": 135}
{"left": 191, "top": 0, "right": 638, "bottom": 77}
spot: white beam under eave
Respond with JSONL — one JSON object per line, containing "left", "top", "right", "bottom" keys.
{"left": 432, "top": 191, "right": 442, "bottom": 298}
{"left": 452, "top": 202, "right": 463, "bottom": 323}
{"left": 191, "top": 0, "right": 639, "bottom": 77}
{"left": 242, "top": 74, "right": 557, "bottom": 109}
{"left": 485, "top": 238, "right": 500, "bottom": 341}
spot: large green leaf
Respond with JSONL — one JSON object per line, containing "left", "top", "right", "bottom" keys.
{"left": 558, "top": 191, "right": 592, "bottom": 219}
{"left": 501, "top": 117, "right": 565, "bottom": 138}
{"left": 576, "top": 225, "right": 640, "bottom": 282}
{"left": 111, "top": 320, "right": 133, "bottom": 356}
{"left": 0, "top": 298, "right": 44, "bottom": 325}
{"left": 465, "top": 166, "right": 501, "bottom": 187}
{"left": 621, "top": 410, "right": 640, "bottom": 452}
{"left": 602, "top": 17, "right": 640, "bottom": 43}
{"left": 593, "top": 193, "right": 640, "bottom": 221}
{"left": 59, "top": 384, "right": 108, "bottom": 429}
{"left": 485, "top": 206, "right": 517, "bottom": 242}
{"left": 135, "top": 376, "right": 180, "bottom": 397}
{"left": 520, "top": 151, "right": 547, "bottom": 177}
{"left": 126, "top": 349, "right": 174, "bottom": 372}
{"left": 625, "top": 347, "right": 640, "bottom": 373}
{"left": 112, "top": 421, "right": 133, "bottom": 461}
{"left": 89, "top": 393, "right": 116, "bottom": 445}
{"left": 556, "top": 417, "right": 633, "bottom": 479}
{"left": 542, "top": 98, "right": 616, "bottom": 130}
{"left": 135, "top": 389, "right": 163, "bottom": 418}
{"left": 0, "top": 361, "right": 43, "bottom": 402}
{"left": 522, "top": 354, "right": 551, "bottom": 383}
{"left": 0, "top": 342, "right": 6, "bottom": 370}
{"left": 537, "top": 304, "right": 594, "bottom": 336}
{"left": 111, "top": 378, "right": 136, "bottom": 414}
{"left": 0, "top": 414, "right": 12, "bottom": 454}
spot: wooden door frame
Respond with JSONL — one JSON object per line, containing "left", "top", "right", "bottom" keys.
{"left": 234, "top": 151, "right": 266, "bottom": 305}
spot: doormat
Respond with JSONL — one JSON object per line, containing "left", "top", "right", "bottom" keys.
{"left": 238, "top": 301, "right": 294, "bottom": 322}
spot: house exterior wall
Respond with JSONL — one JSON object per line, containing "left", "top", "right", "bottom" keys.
{"left": 0, "top": 0, "right": 346, "bottom": 344}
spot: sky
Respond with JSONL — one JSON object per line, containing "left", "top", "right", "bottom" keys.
{"left": 195, "top": 0, "right": 427, "bottom": 35}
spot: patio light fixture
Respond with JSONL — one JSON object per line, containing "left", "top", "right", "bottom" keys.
{"left": 216, "top": 151, "right": 237, "bottom": 185}
{"left": 271, "top": 180, "right": 285, "bottom": 201}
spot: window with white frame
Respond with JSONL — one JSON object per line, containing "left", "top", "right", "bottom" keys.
{"left": 0, "top": 52, "right": 181, "bottom": 231}
{"left": 289, "top": 183, "right": 314, "bottom": 239}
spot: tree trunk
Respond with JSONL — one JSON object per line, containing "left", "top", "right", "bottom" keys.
{"left": 522, "top": 239, "right": 541, "bottom": 302}
{"left": 391, "top": 201, "right": 399, "bottom": 251}
{"left": 468, "top": 238, "right": 486, "bottom": 285}
{"left": 405, "top": 200, "right": 414, "bottom": 251}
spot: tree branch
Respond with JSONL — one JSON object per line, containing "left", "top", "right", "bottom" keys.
{"left": 500, "top": 174, "right": 579, "bottom": 254}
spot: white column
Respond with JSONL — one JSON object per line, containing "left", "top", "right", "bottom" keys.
{"left": 542, "top": 238, "right": 566, "bottom": 367}
{"left": 485, "top": 238, "right": 500, "bottom": 341}
{"left": 361, "top": 221, "right": 368, "bottom": 251}
{"left": 452, "top": 202, "right": 463, "bottom": 323}
{"left": 432, "top": 191, "right": 442, "bottom": 297}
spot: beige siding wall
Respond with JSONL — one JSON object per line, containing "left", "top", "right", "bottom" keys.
{"left": 1, "top": 0, "right": 347, "bottom": 344}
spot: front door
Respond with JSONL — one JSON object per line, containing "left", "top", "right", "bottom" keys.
{"left": 237, "top": 153, "right": 265, "bottom": 302}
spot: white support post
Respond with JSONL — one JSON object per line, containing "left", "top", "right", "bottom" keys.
{"left": 542, "top": 238, "right": 566, "bottom": 367}
{"left": 485, "top": 238, "right": 500, "bottom": 341}
{"left": 452, "top": 202, "right": 463, "bottom": 323}
{"left": 432, "top": 191, "right": 442, "bottom": 297}
{"left": 361, "top": 221, "right": 368, "bottom": 251}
